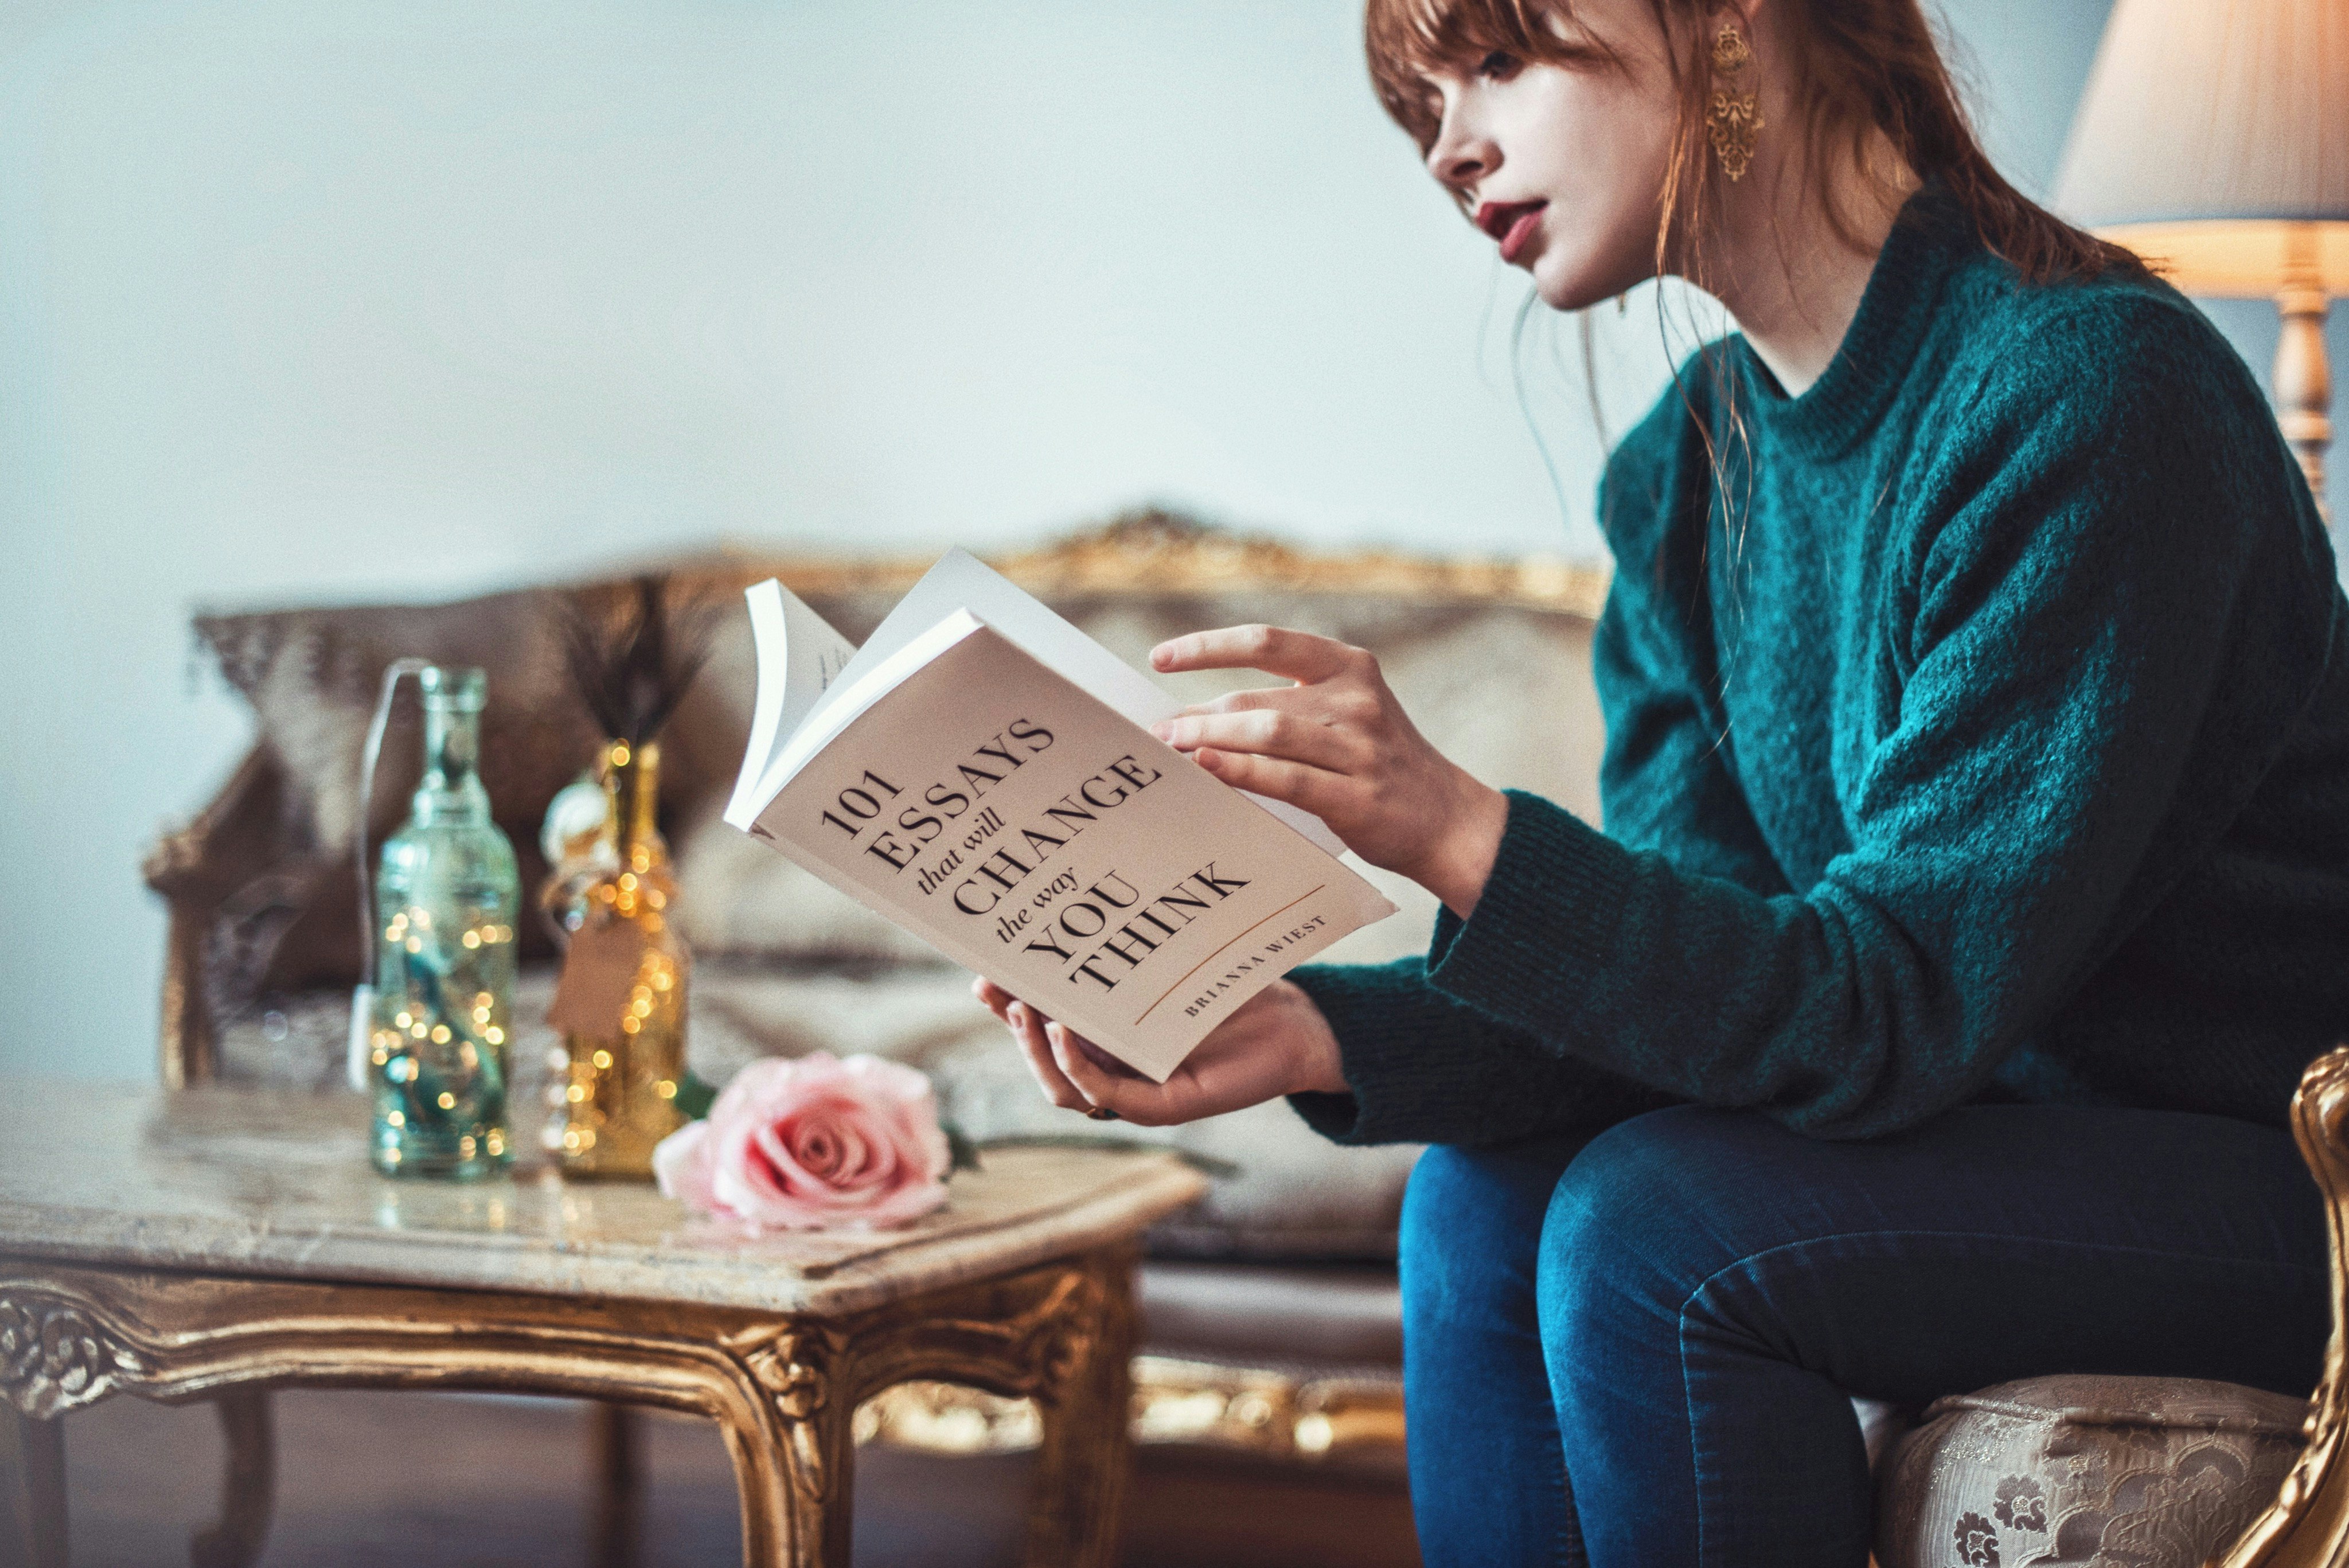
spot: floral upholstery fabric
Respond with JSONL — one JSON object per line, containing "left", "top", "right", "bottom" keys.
{"left": 1876, "top": 1375, "right": 2307, "bottom": 1568}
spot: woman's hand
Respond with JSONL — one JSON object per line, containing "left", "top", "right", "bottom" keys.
{"left": 1148, "top": 625, "right": 1509, "bottom": 917}
{"left": 972, "top": 977, "right": 1347, "bottom": 1126}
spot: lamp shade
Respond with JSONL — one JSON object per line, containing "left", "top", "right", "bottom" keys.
{"left": 2052, "top": 0, "right": 2349, "bottom": 297}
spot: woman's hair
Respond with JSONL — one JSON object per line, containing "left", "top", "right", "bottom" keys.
{"left": 1366, "top": 0, "right": 2147, "bottom": 721}
{"left": 1363, "top": 0, "right": 2145, "bottom": 291}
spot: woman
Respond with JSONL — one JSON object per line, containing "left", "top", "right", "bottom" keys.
{"left": 977, "top": 1, "right": 2349, "bottom": 1563}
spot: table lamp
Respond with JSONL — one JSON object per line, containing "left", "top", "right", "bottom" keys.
{"left": 2053, "top": 0, "right": 2348, "bottom": 522}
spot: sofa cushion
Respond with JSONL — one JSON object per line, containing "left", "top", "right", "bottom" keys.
{"left": 1137, "top": 1261, "right": 1403, "bottom": 1372}
{"left": 1875, "top": 1375, "right": 2306, "bottom": 1568}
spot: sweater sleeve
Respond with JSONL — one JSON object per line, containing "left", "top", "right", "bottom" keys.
{"left": 1282, "top": 958, "right": 1679, "bottom": 1146}
{"left": 1418, "top": 299, "right": 2339, "bottom": 1140}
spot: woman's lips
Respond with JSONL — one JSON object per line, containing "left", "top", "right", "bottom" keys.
{"left": 1476, "top": 200, "right": 1548, "bottom": 264}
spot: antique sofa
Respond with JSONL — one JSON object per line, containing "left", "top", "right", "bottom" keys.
{"left": 147, "top": 512, "right": 2349, "bottom": 1567}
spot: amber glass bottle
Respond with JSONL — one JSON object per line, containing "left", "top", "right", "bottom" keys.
{"left": 546, "top": 738, "right": 689, "bottom": 1177}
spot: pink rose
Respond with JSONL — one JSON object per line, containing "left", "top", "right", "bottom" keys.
{"left": 652, "top": 1052, "right": 951, "bottom": 1231}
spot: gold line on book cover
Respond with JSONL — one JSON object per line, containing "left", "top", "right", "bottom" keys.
{"left": 1129, "top": 884, "right": 1329, "bottom": 1028}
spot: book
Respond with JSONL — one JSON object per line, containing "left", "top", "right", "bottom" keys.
{"left": 723, "top": 549, "right": 1397, "bottom": 1082}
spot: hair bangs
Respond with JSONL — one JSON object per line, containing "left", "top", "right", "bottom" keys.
{"left": 1363, "top": 0, "right": 1596, "bottom": 151}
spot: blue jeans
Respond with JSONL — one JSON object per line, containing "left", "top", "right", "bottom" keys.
{"left": 1399, "top": 1105, "right": 2328, "bottom": 1568}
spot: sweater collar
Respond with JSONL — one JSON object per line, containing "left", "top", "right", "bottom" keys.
{"left": 1733, "top": 180, "right": 1977, "bottom": 461}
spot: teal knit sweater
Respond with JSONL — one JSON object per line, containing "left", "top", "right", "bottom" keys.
{"left": 1289, "top": 184, "right": 2349, "bottom": 1147}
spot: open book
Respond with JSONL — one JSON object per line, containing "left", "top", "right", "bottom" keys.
{"left": 723, "top": 549, "right": 1396, "bottom": 1082}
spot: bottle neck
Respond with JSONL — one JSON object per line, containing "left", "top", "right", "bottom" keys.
{"left": 412, "top": 703, "right": 491, "bottom": 825}
{"left": 603, "top": 739, "right": 666, "bottom": 871}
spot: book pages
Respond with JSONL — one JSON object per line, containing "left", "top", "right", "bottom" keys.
{"left": 724, "top": 579, "right": 858, "bottom": 829}
{"left": 783, "top": 549, "right": 1348, "bottom": 857}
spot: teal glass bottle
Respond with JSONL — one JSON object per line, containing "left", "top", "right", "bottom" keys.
{"left": 368, "top": 666, "right": 520, "bottom": 1179}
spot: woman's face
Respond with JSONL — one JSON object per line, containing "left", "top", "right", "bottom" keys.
{"left": 1419, "top": 1, "right": 1683, "bottom": 310}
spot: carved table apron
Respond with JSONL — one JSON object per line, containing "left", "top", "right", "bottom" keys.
{"left": 0, "top": 1083, "right": 1205, "bottom": 1568}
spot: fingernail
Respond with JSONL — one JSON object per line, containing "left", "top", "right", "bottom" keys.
{"left": 1150, "top": 721, "right": 1172, "bottom": 740}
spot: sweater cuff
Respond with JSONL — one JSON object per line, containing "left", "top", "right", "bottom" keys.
{"left": 1427, "top": 790, "right": 1635, "bottom": 1038}
{"left": 1284, "top": 960, "right": 1511, "bottom": 1146}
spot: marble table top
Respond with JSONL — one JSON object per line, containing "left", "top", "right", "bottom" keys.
{"left": 0, "top": 1082, "right": 1207, "bottom": 1316}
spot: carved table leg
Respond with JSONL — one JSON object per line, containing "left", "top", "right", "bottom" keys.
{"left": 722, "top": 1327, "right": 857, "bottom": 1568}
{"left": 1, "top": 1407, "right": 67, "bottom": 1568}
{"left": 815, "top": 1247, "right": 1142, "bottom": 1568}
{"left": 189, "top": 1387, "right": 274, "bottom": 1568}
{"left": 590, "top": 1403, "right": 643, "bottom": 1568}
{"left": 1021, "top": 1255, "right": 1138, "bottom": 1568}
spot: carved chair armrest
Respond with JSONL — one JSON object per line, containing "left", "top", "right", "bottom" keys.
{"left": 2215, "top": 1045, "right": 2349, "bottom": 1568}
{"left": 143, "top": 747, "right": 291, "bottom": 1087}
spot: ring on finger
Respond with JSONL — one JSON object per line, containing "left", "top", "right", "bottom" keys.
{"left": 1085, "top": 1105, "right": 1120, "bottom": 1122}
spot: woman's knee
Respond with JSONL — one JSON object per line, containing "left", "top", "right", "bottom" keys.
{"left": 1401, "top": 1137, "right": 1587, "bottom": 1333}
{"left": 1536, "top": 1107, "right": 1761, "bottom": 1346}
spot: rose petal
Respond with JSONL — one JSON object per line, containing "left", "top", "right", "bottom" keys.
{"left": 651, "top": 1120, "right": 716, "bottom": 1210}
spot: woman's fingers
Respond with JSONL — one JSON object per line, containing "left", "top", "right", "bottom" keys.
{"left": 1190, "top": 747, "right": 1350, "bottom": 817}
{"left": 972, "top": 976, "right": 1016, "bottom": 1023}
{"left": 1048, "top": 1021, "right": 1177, "bottom": 1125}
{"left": 1151, "top": 625, "right": 1361, "bottom": 684}
{"left": 993, "top": 984, "right": 1180, "bottom": 1122}
{"left": 1009, "top": 1003, "right": 1090, "bottom": 1112}
{"left": 1154, "top": 707, "right": 1359, "bottom": 771}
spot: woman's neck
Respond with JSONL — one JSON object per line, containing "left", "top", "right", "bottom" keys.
{"left": 1706, "top": 136, "right": 1918, "bottom": 397}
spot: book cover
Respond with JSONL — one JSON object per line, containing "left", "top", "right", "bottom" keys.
{"left": 727, "top": 559, "right": 1395, "bottom": 1081}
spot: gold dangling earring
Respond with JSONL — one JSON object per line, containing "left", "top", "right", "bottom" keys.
{"left": 1707, "top": 22, "right": 1763, "bottom": 182}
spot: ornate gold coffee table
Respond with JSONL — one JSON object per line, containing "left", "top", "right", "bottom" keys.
{"left": 0, "top": 1081, "right": 1205, "bottom": 1567}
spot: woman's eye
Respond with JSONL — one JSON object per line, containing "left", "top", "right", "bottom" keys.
{"left": 1476, "top": 50, "right": 1519, "bottom": 79}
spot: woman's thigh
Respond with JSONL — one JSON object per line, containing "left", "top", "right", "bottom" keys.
{"left": 1537, "top": 1104, "right": 2328, "bottom": 1568}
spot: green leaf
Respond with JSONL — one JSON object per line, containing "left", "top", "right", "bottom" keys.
{"left": 671, "top": 1070, "right": 719, "bottom": 1121}
{"left": 942, "top": 1121, "right": 985, "bottom": 1174}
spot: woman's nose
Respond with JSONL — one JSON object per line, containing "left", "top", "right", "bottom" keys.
{"left": 1426, "top": 122, "right": 1497, "bottom": 192}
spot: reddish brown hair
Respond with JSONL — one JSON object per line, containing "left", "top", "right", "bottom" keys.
{"left": 1363, "top": 0, "right": 2144, "bottom": 291}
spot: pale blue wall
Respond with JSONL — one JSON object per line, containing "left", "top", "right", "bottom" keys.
{"left": 1, "top": 1, "right": 2337, "bottom": 1078}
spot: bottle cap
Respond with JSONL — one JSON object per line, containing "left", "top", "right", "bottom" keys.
{"left": 417, "top": 665, "right": 487, "bottom": 712}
